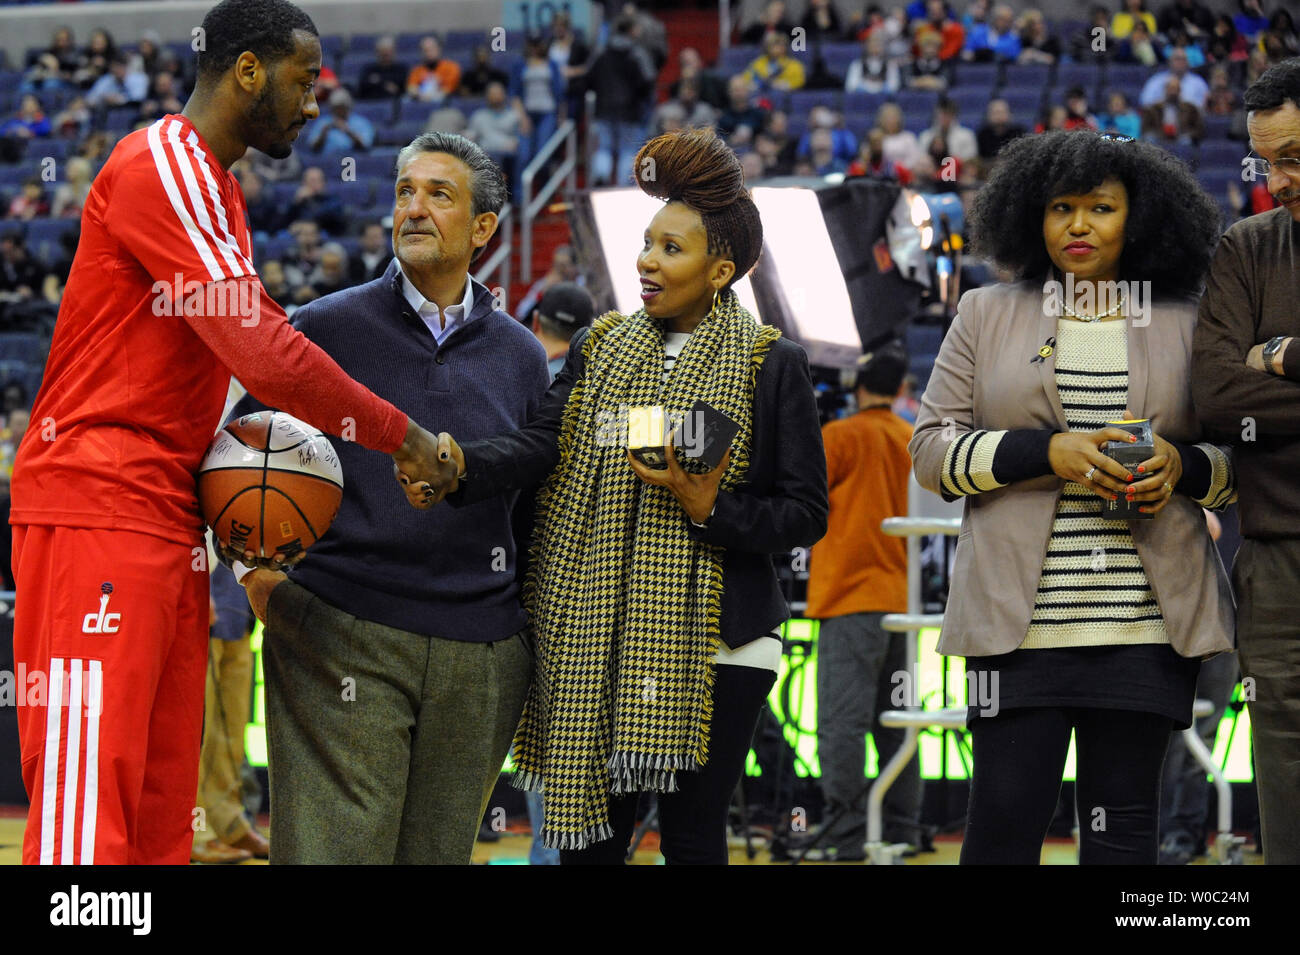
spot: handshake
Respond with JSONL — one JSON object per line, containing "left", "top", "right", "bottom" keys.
{"left": 391, "top": 419, "right": 466, "bottom": 509}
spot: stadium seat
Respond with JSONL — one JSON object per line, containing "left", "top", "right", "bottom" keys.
{"left": 1054, "top": 62, "right": 1102, "bottom": 97}
{"left": 720, "top": 47, "right": 756, "bottom": 75}
{"left": 789, "top": 89, "right": 841, "bottom": 116}
{"left": 1001, "top": 62, "right": 1052, "bottom": 92}
{"left": 842, "top": 91, "right": 889, "bottom": 122}
{"left": 1199, "top": 140, "right": 1245, "bottom": 169}
{"left": 0, "top": 333, "right": 46, "bottom": 366}
{"left": 22, "top": 218, "right": 77, "bottom": 263}
{"left": 952, "top": 61, "right": 999, "bottom": 90}
{"left": 1203, "top": 114, "right": 1233, "bottom": 140}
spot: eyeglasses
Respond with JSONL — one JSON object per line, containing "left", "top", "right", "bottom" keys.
{"left": 1243, "top": 156, "right": 1300, "bottom": 179}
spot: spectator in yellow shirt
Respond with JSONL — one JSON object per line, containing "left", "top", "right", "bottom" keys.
{"left": 1111, "top": 0, "right": 1157, "bottom": 40}
{"left": 742, "top": 32, "right": 806, "bottom": 94}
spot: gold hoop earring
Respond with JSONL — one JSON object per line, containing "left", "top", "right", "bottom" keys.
{"left": 712, "top": 287, "right": 722, "bottom": 313}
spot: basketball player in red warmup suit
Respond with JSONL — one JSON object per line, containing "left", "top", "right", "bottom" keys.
{"left": 8, "top": 0, "right": 454, "bottom": 865}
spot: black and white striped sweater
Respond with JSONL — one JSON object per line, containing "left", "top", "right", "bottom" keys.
{"left": 940, "top": 318, "right": 1233, "bottom": 648}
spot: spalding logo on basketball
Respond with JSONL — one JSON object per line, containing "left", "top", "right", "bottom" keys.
{"left": 198, "top": 412, "right": 344, "bottom": 564}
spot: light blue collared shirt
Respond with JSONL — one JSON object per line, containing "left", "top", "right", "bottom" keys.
{"left": 398, "top": 263, "right": 476, "bottom": 345}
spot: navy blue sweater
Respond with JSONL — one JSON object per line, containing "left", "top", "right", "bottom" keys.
{"left": 228, "top": 259, "right": 550, "bottom": 643}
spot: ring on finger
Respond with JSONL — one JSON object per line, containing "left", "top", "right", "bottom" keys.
{"left": 1084, "top": 466, "right": 1097, "bottom": 482}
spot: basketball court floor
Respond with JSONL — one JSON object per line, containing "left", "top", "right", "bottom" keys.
{"left": 0, "top": 806, "right": 1260, "bottom": 865}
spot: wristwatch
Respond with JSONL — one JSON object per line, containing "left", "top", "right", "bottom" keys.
{"left": 1262, "top": 336, "right": 1287, "bottom": 376}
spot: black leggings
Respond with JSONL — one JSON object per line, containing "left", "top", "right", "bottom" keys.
{"left": 560, "top": 664, "right": 776, "bottom": 865}
{"left": 961, "top": 707, "right": 1174, "bottom": 865}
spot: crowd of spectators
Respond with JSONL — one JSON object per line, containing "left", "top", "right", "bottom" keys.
{"left": 3, "top": 2, "right": 1297, "bottom": 359}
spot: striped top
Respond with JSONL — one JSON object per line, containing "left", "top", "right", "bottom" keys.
{"left": 938, "top": 316, "right": 1233, "bottom": 650}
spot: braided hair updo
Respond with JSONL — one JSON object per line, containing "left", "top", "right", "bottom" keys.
{"left": 633, "top": 127, "right": 762, "bottom": 290}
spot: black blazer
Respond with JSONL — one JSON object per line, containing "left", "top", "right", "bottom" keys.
{"left": 449, "top": 325, "right": 829, "bottom": 648}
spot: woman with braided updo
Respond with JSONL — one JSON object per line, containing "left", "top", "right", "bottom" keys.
{"left": 408, "top": 126, "right": 827, "bottom": 863}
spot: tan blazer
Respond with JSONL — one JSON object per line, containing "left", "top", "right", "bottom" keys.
{"left": 909, "top": 281, "right": 1235, "bottom": 659}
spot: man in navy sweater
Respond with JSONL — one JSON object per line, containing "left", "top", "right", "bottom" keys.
{"left": 231, "top": 133, "right": 549, "bottom": 863}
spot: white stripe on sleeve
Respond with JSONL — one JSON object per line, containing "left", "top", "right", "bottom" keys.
{"left": 146, "top": 119, "right": 226, "bottom": 282}
{"left": 186, "top": 129, "right": 254, "bottom": 276}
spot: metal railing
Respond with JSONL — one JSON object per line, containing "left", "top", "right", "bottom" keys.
{"left": 519, "top": 118, "right": 579, "bottom": 284}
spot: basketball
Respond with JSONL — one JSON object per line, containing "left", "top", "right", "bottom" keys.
{"left": 198, "top": 411, "right": 344, "bottom": 564}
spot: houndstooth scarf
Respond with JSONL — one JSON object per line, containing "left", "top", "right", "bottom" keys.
{"left": 511, "top": 287, "right": 780, "bottom": 851}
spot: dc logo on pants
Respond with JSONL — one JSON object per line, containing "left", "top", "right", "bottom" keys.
{"left": 82, "top": 582, "right": 121, "bottom": 634}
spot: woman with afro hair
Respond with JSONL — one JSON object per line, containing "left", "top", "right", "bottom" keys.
{"left": 909, "top": 129, "right": 1237, "bottom": 864}
{"left": 410, "top": 126, "right": 828, "bottom": 863}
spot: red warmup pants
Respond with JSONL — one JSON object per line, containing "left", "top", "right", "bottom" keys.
{"left": 11, "top": 524, "right": 209, "bottom": 865}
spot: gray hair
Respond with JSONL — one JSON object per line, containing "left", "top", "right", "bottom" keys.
{"left": 395, "top": 131, "right": 507, "bottom": 220}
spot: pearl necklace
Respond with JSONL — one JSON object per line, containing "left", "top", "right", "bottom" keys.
{"left": 1062, "top": 289, "right": 1127, "bottom": 322}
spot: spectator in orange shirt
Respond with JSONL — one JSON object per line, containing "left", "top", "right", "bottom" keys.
{"left": 914, "top": 0, "right": 966, "bottom": 61}
{"left": 798, "top": 341, "right": 924, "bottom": 861}
{"left": 407, "top": 34, "right": 462, "bottom": 103}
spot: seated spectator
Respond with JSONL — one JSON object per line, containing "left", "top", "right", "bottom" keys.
{"left": 1265, "top": 10, "right": 1299, "bottom": 57}
{"left": 753, "top": 127, "right": 795, "bottom": 177}
{"left": 52, "top": 157, "right": 94, "bottom": 219}
{"left": 259, "top": 259, "right": 293, "bottom": 311}
{"left": 349, "top": 222, "right": 392, "bottom": 285}
{"left": 802, "top": 0, "right": 846, "bottom": 44}
{"left": 22, "top": 26, "right": 81, "bottom": 95}
{"left": 1158, "top": 0, "right": 1214, "bottom": 42}
{"left": 965, "top": 3, "right": 1021, "bottom": 62}
{"left": 461, "top": 44, "right": 510, "bottom": 97}
{"left": 669, "top": 47, "right": 728, "bottom": 110}
{"left": 761, "top": 111, "right": 799, "bottom": 171}
{"left": 424, "top": 105, "right": 468, "bottom": 135}
{"left": 806, "top": 127, "right": 848, "bottom": 175}
{"left": 407, "top": 34, "right": 461, "bottom": 103}
{"left": 309, "top": 89, "right": 374, "bottom": 154}
{"left": 914, "top": 0, "right": 966, "bottom": 61}
{"left": 742, "top": 32, "right": 806, "bottom": 94}
{"left": 845, "top": 32, "right": 902, "bottom": 94}
{"left": 287, "top": 168, "right": 345, "bottom": 236}
{"left": 976, "top": 98, "right": 1026, "bottom": 165}
{"left": 1062, "top": 87, "right": 1100, "bottom": 130}
{"left": 962, "top": 0, "right": 992, "bottom": 53}
{"left": 1206, "top": 65, "right": 1241, "bottom": 115}
{"left": 74, "top": 28, "right": 117, "bottom": 90}
{"left": 307, "top": 243, "right": 351, "bottom": 299}
{"left": 0, "top": 233, "right": 47, "bottom": 303}
{"left": 1163, "top": 28, "right": 1207, "bottom": 69}
{"left": 849, "top": 4, "right": 890, "bottom": 43}
{"left": 877, "top": 101, "right": 923, "bottom": 170}
{"left": 1233, "top": 0, "right": 1269, "bottom": 43}
{"left": 796, "top": 106, "right": 859, "bottom": 166}
{"left": 847, "top": 127, "right": 903, "bottom": 180}
{"left": 75, "top": 130, "right": 116, "bottom": 165}
{"left": 919, "top": 96, "right": 977, "bottom": 161}
{"left": 237, "top": 169, "right": 286, "bottom": 235}
{"left": 465, "top": 80, "right": 526, "bottom": 192}
{"left": 139, "top": 71, "right": 184, "bottom": 122}
{"left": 0, "top": 96, "right": 53, "bottom": 140}
{"left": 1141, "top": 74, "right": 1205, "bottom": 143}
{"left": 1139, "top": 48, "right": 1209, "bottom": 111}
{"left": 1207, "top": 14, "right": 1250, "bottom": 65}
{"left": 918, "top": 131, "right": 962, "bottom": 191}
{"left": 909, "top": 33, "right": 950, "bottom": 90}
{"left": 359, "top": 36, "right": 407, "bottom": 100}
{"left": 1118, "top": 19, "right": 1163, "bottom": 66}
{"left": 50, "top": 96, "right": 90, "bottom": 140}
{"left": 85, "top": 53, "right": 148, "bottom": 109}
{"left": 6, "top": 179, "right": 49, "bottom": 221}
{"left": 1098, "top": 90, "right": 1143, "bottom": 139}
{"left": 1070, "top": 6, "right": 1114, "bottom": 61}
{"left": 741, "top": 0, "right": 795, "bottom": 46}
{"left": 515, "top": 244, "right": 585, "bottom": 324}
{"left": 511, "top": 35, "right": 564, "bottom": 159}
{"left": 1035, "top": 103, "right": 1069, "bottom": 133}
{"left": 673, "top": 77, "right": 718, "bottom": 128}
{"left": 1016, "top": 9, "right": 1060, "bottom": 64}
{"left": 716, "top": 75, "right": 769, "bottom": 145}
{"left": 1111, "top": 0, "right": 1157, "bottom": 40}
{"left": 283, "top": 221, "right": 323, "bottom": 296}
{"left": 129, "top": 29, "right": 163, "bottom": 79}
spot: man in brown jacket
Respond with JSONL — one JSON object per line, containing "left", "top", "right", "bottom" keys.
{"left": 1191, "top": 56, "right": 1300, "bottom": 865}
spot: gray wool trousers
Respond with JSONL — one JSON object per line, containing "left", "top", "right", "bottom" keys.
{"left": 261, "top": 576, "right": 533, "bottom": 864}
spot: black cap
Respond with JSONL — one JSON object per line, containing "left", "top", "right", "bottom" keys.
{"left": 537, "top": 282, "right": 593, "bottom": 329}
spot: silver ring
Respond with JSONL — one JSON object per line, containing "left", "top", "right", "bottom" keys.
{"left": 1164, "top": 482, "right": 1172, "bottom": 494}
{"left": 1084, "top": 467, "right": 1097, "bottom": 482}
